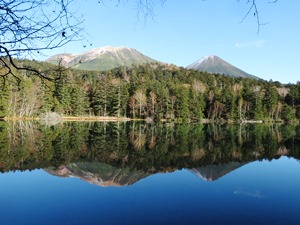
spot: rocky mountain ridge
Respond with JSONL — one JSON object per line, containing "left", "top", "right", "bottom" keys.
{"left": 187, "top": 55, "right": 260, "bottom": 79}
{"left": 47, "top": 46, "right": 260, "bottom": 79}
{"left": 46, "top": 46, "right": 159, "bottom": 71}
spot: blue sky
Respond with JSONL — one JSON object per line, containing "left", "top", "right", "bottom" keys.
{"left": 46, "top": 0, "right": 300, "bottom": 84}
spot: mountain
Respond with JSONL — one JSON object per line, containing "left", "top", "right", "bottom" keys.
{"left": 45, "top": 161, "right": 247, "bottom": 187}
{"left": 187, "top": 55, "right": 260, "bottom": 79}
{"left": 45, "top": 162, "right": 150, "bottom": 187}
{"left": 47, "top": 47, "right": 260, "bottom": 79}
{"left": 190, "top": 162, "right": 247, "bottom": 181}
{"left": 46, "top": 46, "right": 159, "bottom": 71}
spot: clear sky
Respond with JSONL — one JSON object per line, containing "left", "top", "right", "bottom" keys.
{"left": 45, "top": 0, "right": 300, "bottom": 84}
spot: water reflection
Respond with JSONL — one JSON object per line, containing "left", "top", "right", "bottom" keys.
{"left": 190, "top": 162, "right": 246, "bottom": 181}
{"left": 2, "top": 121, "right": 300, "bottom": 225}
{"left": 1, "top": 121, "right": 300, "bottom": 186}
{"left": 45, "top": 162, "right": 150, "bottom": 187}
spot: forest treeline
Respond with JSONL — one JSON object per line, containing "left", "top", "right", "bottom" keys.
{"left": 1, "top": 121, "right": 300, "bottom": 173}
{"left": 1, "top": 60, "right": 300, "bottom": 123}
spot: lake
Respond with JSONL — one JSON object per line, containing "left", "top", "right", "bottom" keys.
{"left": 0, "top": 121, "right": 300, "bottom": 225}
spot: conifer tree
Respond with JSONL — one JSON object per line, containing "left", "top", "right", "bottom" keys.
{"left": 264, "top": 85, "right": 279, "bottom": 120}
{"left": 0, "top": 85, "right": 10, "bottom": 117}
{"left": 70, "top": 85, "right": 89, "bottom": 116}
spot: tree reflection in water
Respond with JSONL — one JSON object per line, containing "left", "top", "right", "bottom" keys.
{"left": 1, "top": 121, "right": 299, "bottom": 186}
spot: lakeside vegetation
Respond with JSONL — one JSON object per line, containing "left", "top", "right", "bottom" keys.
{"left": 1, "top": 121, "right": 300, "bottom": 174}
{"left": 1, "top": 60, "right": 300, "bottom": 123}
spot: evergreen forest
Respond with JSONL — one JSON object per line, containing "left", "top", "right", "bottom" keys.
{"left": 1, "top": 60, "right": 300, "bottom": 123}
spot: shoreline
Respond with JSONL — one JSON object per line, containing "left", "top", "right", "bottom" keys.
{"left": 1, "top": 116, "right": 136, "bottom": 122}
{"left": 1, "top": 116, "right": 298, "bottom": 124}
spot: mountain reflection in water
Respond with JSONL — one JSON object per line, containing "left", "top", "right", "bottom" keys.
{"left": 45, "top": 162, "right": 150, "bottom": 187}
{"left": 45, "top": 161, "right": 246, "bottom": 186}
{"left": 1, "top": 121, "right": 299, "bottom": 186}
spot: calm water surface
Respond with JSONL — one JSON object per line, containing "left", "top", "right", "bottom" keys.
{"left": 0, "top": 122, "right": 300, "bottom": 225}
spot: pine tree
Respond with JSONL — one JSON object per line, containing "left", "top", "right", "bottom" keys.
{"left": 53, "top": 72, "right": 71, "bottom": 115}
{"left": 119, "top": 82, "right": 130, "bottom": 117}
{"left": 70, "top": 85, "right": 89, "bottom": 116}
{"left": 90, "top": 81, "right": 110, "bottom": 116}
{"left": 0, "top": 85, "right": 10, "bottom": 117}
{"left": 174, "top": 86, "right": 189, "bottom": 122}
{"left": 282, "top": 104, "right": 296, "bottom": 121}
{"left": 40, "top": 83, "right": 55, "bottom": 114}
{"left": 264, "top": 85, "right": 279, "bottom": 120}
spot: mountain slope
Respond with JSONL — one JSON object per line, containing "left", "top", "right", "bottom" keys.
{"left": 46, "top": 46, "right": 159, "bottom": 71}
{"left": 190, "top": 162, "right": 247, "bottom": 181}
{"left": 187, "top": 55, "right": 260, "bottom": 79}
{"left": 45, "top": 162, "right": 150, "bottom": 187}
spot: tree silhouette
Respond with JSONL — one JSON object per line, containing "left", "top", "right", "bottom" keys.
{"left": 0, "top": 0, "right": 83, "bottom": 82}
{"left": 240, "top": 0, "right": 278, "bottom": 32}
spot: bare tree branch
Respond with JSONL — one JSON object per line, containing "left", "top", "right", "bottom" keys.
{"left": 238, "top": 0, "right": 277, "bottom": 33}
{"left": 0, "top": 0, "right": 84, "bottom": 82}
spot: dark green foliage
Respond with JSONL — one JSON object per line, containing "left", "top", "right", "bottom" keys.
{"left": 282, "top": 104, "right": 296, "bottom": 121}
{"left": 263, "top": 84, "right": 279, "bottom": 119}
{"left": 40, "top": 84, "right": 55, "bottom": 113}
{"left": 70, "top": 85, "right": 89, "bottom": 116}
{"left": 0, "top": 60, "right": 299, "bottom": 123}
{"left": 174, "top": 86, "right": 189, "bottom": 122}
{"left": 53, "top": 72, "right": 71, "bottom": 114}
{"left": 0, "top": 85, "right": 9, "bottom": 117}
{"left": 296, "top": 106, "right": 300, "bottom": 119}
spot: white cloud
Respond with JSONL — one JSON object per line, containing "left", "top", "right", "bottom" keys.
{"left": 235, "top": 40, "right": 266, "bottom": 48}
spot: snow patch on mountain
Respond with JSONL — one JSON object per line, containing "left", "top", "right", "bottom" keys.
{"left": 64, "top": 46, "right": 123, "bottom": 62}
{"left": 187, "top": 55, "right": 260, "bottom": 80}
{"left": 187, "top": 55, "right": 217, "bottom": 69}
{"left": 80, "top": 46, "right": 131, "bottom": 61}
{"left": 46, "top": 46, "right": 159, "bottom": 71}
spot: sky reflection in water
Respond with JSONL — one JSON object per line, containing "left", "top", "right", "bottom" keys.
{"left": 1, "top": 156, "right": 300, "bottom": 225}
